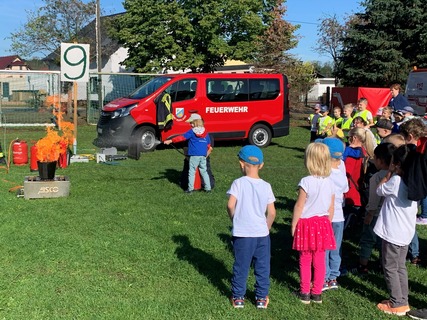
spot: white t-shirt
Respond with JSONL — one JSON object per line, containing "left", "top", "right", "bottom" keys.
{"left": 298, "top": 175, "right": 335, "bottom": 219}
{"left": 373, "top": 175, "right": 418, "bottom": 246}
{"left": 330, "top": 161, "right": 349, "bottom": 222}
{"left": 227, "top": 176, "right": 276, "bottom": 237}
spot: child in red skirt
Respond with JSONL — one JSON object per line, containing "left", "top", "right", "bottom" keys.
{"left": 292, "top": 142, "right": 336, "bottom": 304}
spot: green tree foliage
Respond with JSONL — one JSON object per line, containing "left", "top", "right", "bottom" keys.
{"left": 9, "top": 0, "right": 96, "bottom": 58}
{"left": 112, "top": 0, "right": 279, "bottom": 72}
{"left": 337, "top": 0, "right": 427, "bottom": 87}
{"left": 315, "top": 14, "right": 346, "bottom": 85}
{"left": 312, "top": 61, "right": 334, "bottom": 78}
{"left": 251, "top": 0, "right": 299, "bottom": 70}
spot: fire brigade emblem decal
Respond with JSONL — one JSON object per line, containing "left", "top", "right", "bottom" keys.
{"left": 175, "top": 108, "right": 184, "bottom": 119}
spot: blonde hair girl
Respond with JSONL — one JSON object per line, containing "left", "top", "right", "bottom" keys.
{"left": 292, "top": 142, "right": 336, "bottom": 304}
{"left": 348, "top": 127, "right": 375, "bottom": 159}
{"left": 304, "top": 143, "right": 332, "bottom": 177}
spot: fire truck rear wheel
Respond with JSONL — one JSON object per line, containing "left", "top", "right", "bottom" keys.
{"left": 248, "top": 124, "right": 272, "bottom": 148}
{"left": 136, "top": 126, "right": 157, "bottom": 152}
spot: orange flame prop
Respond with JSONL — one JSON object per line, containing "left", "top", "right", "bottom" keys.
{"left": 35, "top": 111, "right": 74, "bottom": 162}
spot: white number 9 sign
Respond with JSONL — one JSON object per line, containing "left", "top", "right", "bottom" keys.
{"left": 61, "top": 43, "right": 90, "bottom": 82}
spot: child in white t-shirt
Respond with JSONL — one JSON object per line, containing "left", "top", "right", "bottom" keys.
{"left": 292, "top": 142, "right": 336, "bottom": 304}
{"left": 374, "top": 145, "right": 418, "bottom": 316}
{"left": 227, "top": 145, "right": 276, "bottom": 309}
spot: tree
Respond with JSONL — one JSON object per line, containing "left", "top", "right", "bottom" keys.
{"left": 111, "top": 0, "right": 279, "bottom": 73}
{"left": 315, "top": 14, "right": 346, "bottom": 85}
{"left": 251, "top": 0, "right": 299, "bottom": 70}
{"left": 312, "top": 61, "right": 334, "bottom": 78}
{"left": 9, "top": 0, "right": 96, "bottom": 59}
{"left": 337, "top": 0, "right": 427, "bottom": 87}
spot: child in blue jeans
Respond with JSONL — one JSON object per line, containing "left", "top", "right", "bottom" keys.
{"left": 317, "top": 138, "right": 348, "bottom": 291}
{"left": 227, "top": 145, "right": 276, "bottom": 309}
{"left": 164, "top": 113, "right": 212, "bottom": 193}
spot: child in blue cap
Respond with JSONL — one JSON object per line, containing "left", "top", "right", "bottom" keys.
{"left": 227, "top": 145, "right": 276, "bottom": 309}
{"left": 318, "top": 138, "right": 348, "bottom": 291}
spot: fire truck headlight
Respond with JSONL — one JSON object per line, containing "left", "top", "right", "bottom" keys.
{"left": 111, "top": 104, "right": 138, "bottom": 119}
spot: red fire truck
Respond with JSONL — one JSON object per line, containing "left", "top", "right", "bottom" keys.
{"left": 94, "top": 73, "right": 290, "bottom": 152}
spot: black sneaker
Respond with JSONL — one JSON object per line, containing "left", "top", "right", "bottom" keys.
{"left": 407, "top": 308, "right": 427, "bottom": 319}
{"left": 256, "top": 296, "right": 269, "bottom": 309}
{"left": 411, "top": 256, "right": 421, "bottom": 266}
{"left": 294, "top": 292, "right": 310, "bottom": 304}
{"left": 184, "top": 189, "right": 193, "bottom": 194}
{"left": 349, "top": 264, "right": 369, "bottom": 275}
{"left": 328, "top": 279, "right": 339, "bottom": 290}
{"left": 230, "top": 296, "right": 245, "bottom": 308}
{"left": 322, "top": 281, "right": 330, "bottom": 292}
{"left": 311, "top": 293, "right": 322, "bottom": 304}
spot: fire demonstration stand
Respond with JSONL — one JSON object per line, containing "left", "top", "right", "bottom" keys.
{"left": 23, "top": 176, "right": 70, "bottom": 200}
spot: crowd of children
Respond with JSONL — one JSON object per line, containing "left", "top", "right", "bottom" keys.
{"left": 177, "top": 92, "right": 426, "bottom": 317}
{"left": 300, "top": 95, "right": 427, "bottom": 317}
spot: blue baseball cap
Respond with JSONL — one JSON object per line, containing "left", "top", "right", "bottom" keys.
{"left": 320, "top": 105, "right": 328, "bottom": 113}
{"left": 238, "top": 145, "right": 264, "bottom": 165}
{"left": 317, "top": 137, "right": 345, "bottom": 159}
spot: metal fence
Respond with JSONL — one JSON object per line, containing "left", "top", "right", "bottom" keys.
{"left": 0, "top": 70, "right": 156, "bottom": 126}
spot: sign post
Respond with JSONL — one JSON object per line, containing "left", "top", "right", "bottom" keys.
{"left": 60, "top": 43, "right": 90, "bottom": 155}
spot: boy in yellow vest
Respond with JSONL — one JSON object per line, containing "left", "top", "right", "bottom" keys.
{"left": 354, "top": 97, "right": 374, "bottom": 128}
{"left": 316, "top": 105, "right": 334, "bottom": 138}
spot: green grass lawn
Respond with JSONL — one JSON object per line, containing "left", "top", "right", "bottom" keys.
{"left": 0, "top": 123, "right": 426, "bottom": 319}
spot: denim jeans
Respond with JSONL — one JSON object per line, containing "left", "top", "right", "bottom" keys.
{"left": 231, "top": 236, "right": 271, "bottom": 299}
{"left": 359, "top": 215, "right": 382, "bottom": 260}
{"left": 188, "top": 156, "right": 211, "bottom": 191}
{"left": 408, "top": 231, "right": 419, "bottom": 259}
{"left": 420, "top": 196, "right": 427, "bottom": 219}
{"left": 325, "top": 221, "right": 344, "bottom": 281}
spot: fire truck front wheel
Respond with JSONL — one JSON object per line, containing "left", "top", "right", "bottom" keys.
{"left": 135, "top": 126, "right": 157, "bottom": 152}
{"left": 248, "top": 124, "right": 272, "bottom": 148}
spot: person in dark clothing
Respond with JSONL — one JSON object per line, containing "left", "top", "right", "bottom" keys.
{"left": 388, "top": 83, "right": 410, "bottom": 111}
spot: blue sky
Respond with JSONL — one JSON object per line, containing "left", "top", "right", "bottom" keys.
{"left": 0, "top": 0, "right": 361, "bottom": 63}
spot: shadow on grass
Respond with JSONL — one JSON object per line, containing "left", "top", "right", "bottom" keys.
{"left": 218, "top": 211, "right": 300, "bottom": 293}
{"left": 152, "top": 168, "right": 182, "bottom": 186}
{"left": 172, "top": 235, "right": 231, "bottom": 297}
{"left": 275, "top": 195, "right": 296, "bottom": 212}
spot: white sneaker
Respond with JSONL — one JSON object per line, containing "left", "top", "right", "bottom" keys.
{"left": 416, "top": 217, "right": 427, "bottom": 225}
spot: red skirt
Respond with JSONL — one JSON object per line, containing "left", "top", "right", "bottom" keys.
{"left": 292, "top": 215, "right": 336, "bottom": 251}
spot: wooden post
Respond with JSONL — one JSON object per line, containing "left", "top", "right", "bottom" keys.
{"left": 73, "top": 81, "right": 78, "bottom": 154}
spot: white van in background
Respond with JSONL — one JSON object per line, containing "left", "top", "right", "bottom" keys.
{"left": 405, "top": 68, "right": 427, "bottom": 117}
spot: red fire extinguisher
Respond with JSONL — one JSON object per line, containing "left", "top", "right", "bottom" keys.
{"left": 12, "top": 139, "right": 28, "bottom": 166}
{"left": 30, "top": 144, "right": 38, "bottom": 172}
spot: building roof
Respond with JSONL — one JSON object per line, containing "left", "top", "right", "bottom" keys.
{"left": 0, "top": 55, "right": 27, "bottom": 69}
{"left": 44, "top": 13, "right": 124, "bottom": 67}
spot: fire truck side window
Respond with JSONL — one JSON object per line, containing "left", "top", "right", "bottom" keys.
{"left": 249, "top": 79, "right": 280, "bottom": 101}
{"left": 206, "top": 78, "right": 279, "bottom": 102}
{"left": 167, "top": 79, "right": 197, "bottom": 102}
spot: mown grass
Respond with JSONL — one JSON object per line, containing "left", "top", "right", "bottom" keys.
{"left": 0, "top": 122, "right": 425, "bottom": 319}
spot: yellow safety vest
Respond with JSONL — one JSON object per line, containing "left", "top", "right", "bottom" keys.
{"left": 317, "top": 115, "right": 333, "bottom": 136}
{"left": 354, "top": 110, "right": 371, "bottom": 123}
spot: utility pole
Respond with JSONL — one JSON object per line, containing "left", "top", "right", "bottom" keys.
{"left": 96, "top": 0, "right": 103, "bottom": 112}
